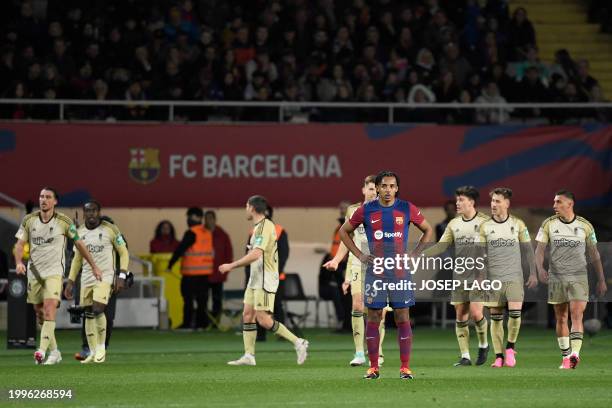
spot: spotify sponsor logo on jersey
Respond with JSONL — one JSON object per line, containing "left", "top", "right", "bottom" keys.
{"left": 373, "top": 230, "right": 402, "bottom": 240}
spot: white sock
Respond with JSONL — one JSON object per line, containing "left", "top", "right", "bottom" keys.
{"left": 557, "top": 337, "right": 569, "bottom": 349}
{"left": 479, "top": 341, "right": 488, "bottom": 348}
{"left": 558, "top": 337, "right": 570, "bottom": 357}
{"left": 461, "top": 352, "right": 471, "bottom": 360}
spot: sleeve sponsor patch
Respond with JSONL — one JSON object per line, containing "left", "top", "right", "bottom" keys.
{"left": 116, "top": 234, "right": 126, "bottom": 246}
{"left": 69, "top": 223, "right": 80, "bottom": 240}
{"left": 254, "top": 235, "right": 263, "bottom": 246}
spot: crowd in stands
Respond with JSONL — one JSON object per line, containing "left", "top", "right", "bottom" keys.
{"left": 591, "top": 0, "right": 612, "bottom": 33}
{"left": 0, "top": 0, "right": 608, "bottom": 123}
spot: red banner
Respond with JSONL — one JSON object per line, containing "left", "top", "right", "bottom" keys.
{"left": 1, "top": 123, "right": 610, "bottom": 207}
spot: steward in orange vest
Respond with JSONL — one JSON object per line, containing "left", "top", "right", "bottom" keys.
{"left": 179, "top": 225, "right": 214, "bottom": 276}
{"left": 168, "top": 207, "right": 214, "bottom": 329}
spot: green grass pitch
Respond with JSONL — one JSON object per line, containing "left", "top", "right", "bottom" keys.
{"left": 1, "top": 327, "right": 612, "bottom": 407}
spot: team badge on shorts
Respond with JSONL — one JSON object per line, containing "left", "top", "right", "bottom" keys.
{"left": 129, "top": 147, "right": 160, "bottom": 184}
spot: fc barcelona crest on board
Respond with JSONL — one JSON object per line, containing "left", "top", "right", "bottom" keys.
{"left": 129, "top": 148, "right": 160, "bottom": 184}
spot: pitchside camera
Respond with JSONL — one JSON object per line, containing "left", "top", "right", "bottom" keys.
{"left": 123, "top": 271, "right": 135, "bottom": 288}
{"left": 68, "top": 271, "right": 135, "bottom": 324}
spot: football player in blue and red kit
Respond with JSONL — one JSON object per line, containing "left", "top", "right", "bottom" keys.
{"left": 339, "top": 171, "right": 434, "bottom": 380}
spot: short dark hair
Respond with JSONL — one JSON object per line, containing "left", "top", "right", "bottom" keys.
{"left": 265, "top": 204, "right": 274, "bottom": 220}
{"left": 364, "top": 174, "right": 376, "bottom": 186}
{"left": 41, "top": 187, "right": 59, "bottom": 200}
{"left": 490, "top": 187, "right": 512, "bottom": 200}
{"left": 84, "top": 199, "right": 102, "bottom": 211}
{"left": 375, "top": 171, "right": 400, "bottom": 188}
{"left": 204, "top": 210, "right": 216, "bottom": 219}
{"left": 455, "top": 185, "right": 479, "bottom": 202}
{"left": 555, "top": 189, "right": 575, "bottom": 202}
{"left": 187, "top": 207, "right": 204, "bottom": 218}
{"left": 248, "top": 195, "right": 269, "bottom": 214}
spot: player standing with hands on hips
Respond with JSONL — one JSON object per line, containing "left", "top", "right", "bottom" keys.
{"left": 339, "top": 171, "right": 434, "bottom": 380}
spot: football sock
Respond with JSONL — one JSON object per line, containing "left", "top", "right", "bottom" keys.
{"left": 243, "top": 323, "right": 257, "bottom": 355}
{"left": 507, "top": 310, "right": 521, "bottom": 346}
{"left": 455, "top": 320, "right": 470, "bottom": 359}
{"left": 557, "top": 336, "right": 570, "bottom": 357}
{"left": 475, "top": 317, "right": 488, "bottom": 348}
{"left": 40, "top": 320, "right": 55, "bottom": 353}
{"left": 490, "top": 314, "right": 504, "bottom": 355}
{"left": 84, "top": 312, "right": 98, "bottom": 353}
{"left": 271, "top": 320, "right": 298, "bottom": 344}
{"left": 352, "top": 311, "right": 365, "bottom": 353}
{"left": 366, "top": 321, "right": 380, "bottom": 369}
{"left": 397, "top": 321, "right": 413, "bottom": 369}
{"left": 48, "top": 324, "right": 58, "bottom": 351}
{"left": 379, "top": 319, "right": 385, "bottom": 356}
{"left": 95, "top": 313, "right": 107, "bottom": 351}
{"left": 570, "top": 331, "right": 583, "bottom": 356}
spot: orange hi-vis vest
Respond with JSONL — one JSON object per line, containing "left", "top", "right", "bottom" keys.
{"left": 250, "top": 223, "right": 286, "bottom": 280}
{"left": 181, "top": 225, "right": 214, "bottom": 276}
{"left": 330, "top": 225, "right": 341, "bottom": 258}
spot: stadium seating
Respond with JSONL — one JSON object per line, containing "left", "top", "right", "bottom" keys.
{"left": 0, "top": 1, "right": 609, "bottom": 123}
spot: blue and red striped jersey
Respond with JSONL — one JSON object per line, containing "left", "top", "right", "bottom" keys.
{"left": 349, "top": 198, "right": 424, "bottom": 259}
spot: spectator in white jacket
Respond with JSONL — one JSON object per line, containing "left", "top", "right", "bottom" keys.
{"left": 475, "top": 82, "right": 512, "bottom": 124}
